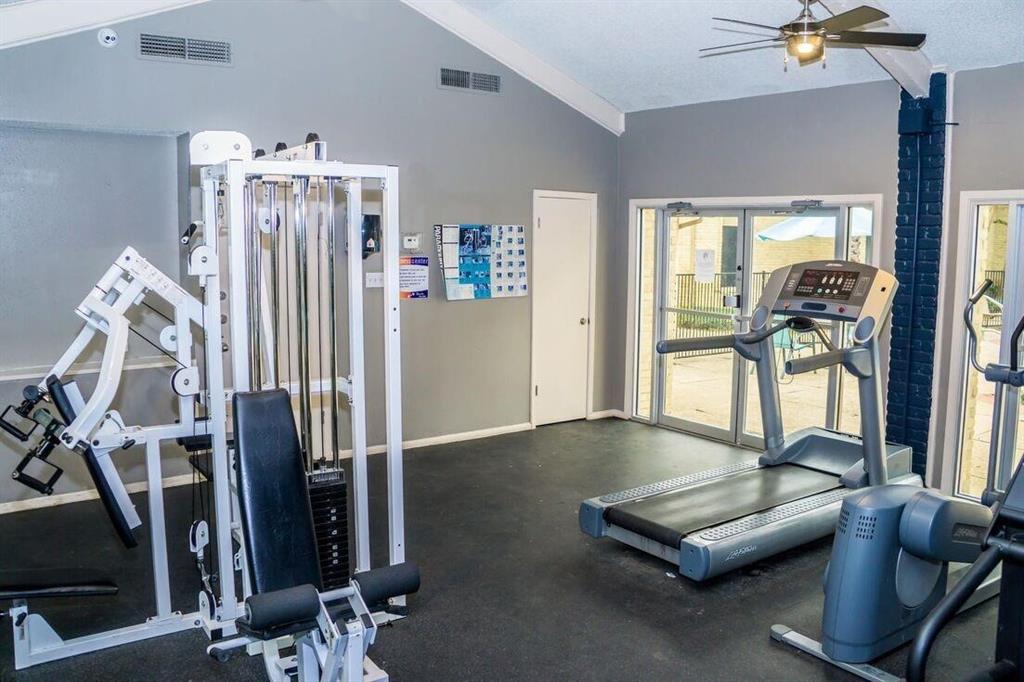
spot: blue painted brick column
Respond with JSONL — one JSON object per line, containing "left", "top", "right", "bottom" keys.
{"left": 885, "top": 72, "right": 947, "bottom": 475}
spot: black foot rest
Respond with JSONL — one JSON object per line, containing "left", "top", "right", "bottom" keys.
{"left": 236, "top": 584, "right": 321, "bottom": 641}
{"left": 0, "top": 569, "right": 118, "bottom": 600}
{"left": 353, "top": 562, "right": 421, "bottom": 610}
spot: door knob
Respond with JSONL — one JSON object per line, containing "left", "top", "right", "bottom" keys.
{"left": 579, "top": 318, "right": 587, "bottom": 325}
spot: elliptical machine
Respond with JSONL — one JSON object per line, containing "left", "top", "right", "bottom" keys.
{"left": 908, "top": 301, "right": 1024, "bottom": 682}
{"left": 773, "top": 279, "right": 1023, "bottom": 681}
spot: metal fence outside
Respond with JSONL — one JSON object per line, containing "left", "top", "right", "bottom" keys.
{"left": 666, "top": 271, "right": 771, "bottom": 357}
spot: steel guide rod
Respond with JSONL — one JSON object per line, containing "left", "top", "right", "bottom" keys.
{"left": 326, "top": 178, "right": 340, "bottom": 469}
{"left": 267, "top": 182, "right": 280, "bottom": 388}
{"left": 294, "top": 177, "right": 312, "bottom": 465}
{"left": 314, "top": 179, "right": 326, "bottom": 466}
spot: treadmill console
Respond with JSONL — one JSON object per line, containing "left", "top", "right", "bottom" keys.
{"left": 751, "top": 260, "right": 898, "bottom": 344}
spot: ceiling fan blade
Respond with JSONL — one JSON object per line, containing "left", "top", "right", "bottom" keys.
{"left": 832, "top": 30, "right": 926, "bottom": 47}
{"left": 820, "top": 6, "right": 889, "bottom": 32}
{"left": 712, "top": 17, "right": 781, "bottom": 32}
{"left": 698, "top": 44, "right": 780, "bottom": 58}
{"left": 699, "top": 37, "right": 783, "bottom": 52}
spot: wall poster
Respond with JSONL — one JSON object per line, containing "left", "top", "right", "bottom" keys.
{"left": 433, "top": 224, "right": 528, "bottom": 301}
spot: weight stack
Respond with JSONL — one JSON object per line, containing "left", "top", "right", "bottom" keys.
{"left": 308, "top": 468, "right": 350, "bottom": 591}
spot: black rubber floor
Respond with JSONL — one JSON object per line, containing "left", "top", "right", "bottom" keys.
{"left": 0, "top": 419, "right": 998, "bottom": 681}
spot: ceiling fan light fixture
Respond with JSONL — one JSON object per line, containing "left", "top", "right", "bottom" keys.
{"left": 787, "top": 33, "right": 825, "bottom": 59}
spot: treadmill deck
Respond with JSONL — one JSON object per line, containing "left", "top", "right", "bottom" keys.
{"left": 603, "top": 464, "right": 840, "bottom": 548}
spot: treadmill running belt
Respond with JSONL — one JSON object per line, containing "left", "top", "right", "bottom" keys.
{"left": 604, "top": 465, "right": 839, "bottom": 549}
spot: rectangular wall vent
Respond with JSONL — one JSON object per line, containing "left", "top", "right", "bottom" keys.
{"left": 438, "top": 67, "right": 501, "bottom": 94}
{"left": 139, "top": 33, "right": 232, "bottom": 66}
{"left": 471, "top": 72, "right": 501, "bottom": 93}
{"left": 440, "top": 67, "right": 471, "bottom": 89}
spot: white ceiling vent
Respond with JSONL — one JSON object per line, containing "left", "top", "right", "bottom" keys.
{"left": 438, "top": 67, "right": 501, "bottom": 94}
{"left": 139, "top": 33, "right": 232, "bottom": 66}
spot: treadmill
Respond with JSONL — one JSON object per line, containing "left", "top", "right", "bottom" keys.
{"left": 580, "top": 260, "right": 921, "bottom": 581}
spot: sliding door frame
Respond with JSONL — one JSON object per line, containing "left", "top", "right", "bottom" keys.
{"left": 625, "top": 194, "right": 884, "bottom": 437}
{"left": 936, "top": 190, "right": 1024, "bottom": 496}
{"left": 655, "top": 208, "right": 744, "bottom": 441}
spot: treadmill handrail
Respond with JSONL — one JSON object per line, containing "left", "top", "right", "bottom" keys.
{"left": 656, "top": 335, "right": 735, "bottom": 354}
{"left": 656, "top": 320, "right": 791, "bottom": 355}
{"left": 785, "top": 349, "right": 846, "bottom": 376}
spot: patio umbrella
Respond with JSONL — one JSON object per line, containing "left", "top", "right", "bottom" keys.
{"left": 756, "top": 212, "right": 872, "bottom": 241}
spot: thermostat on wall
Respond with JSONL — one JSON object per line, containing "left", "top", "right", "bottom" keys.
{"left": 402, "top": 233, "right": 422, "bottom": 251}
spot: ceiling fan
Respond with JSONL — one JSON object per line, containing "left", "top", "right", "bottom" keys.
{"left": 701, "top": 0, "right": 926, "bottom": 67}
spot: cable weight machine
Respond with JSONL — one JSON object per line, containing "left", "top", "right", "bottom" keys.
{"left": 0, "top": 131, "right": 409, "bottom": 675}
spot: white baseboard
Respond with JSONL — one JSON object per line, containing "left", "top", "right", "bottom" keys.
{"left": 587, "top": 409, "right": 629, "bottom": 420}
{"left": 0, "top": 422, "right": 537, "bottom": 515}
{"left": 0, "top": 472, "right": 195, "bottom": 515}
{"left": 365, "top": 421, "right": 534, "bottom": 455}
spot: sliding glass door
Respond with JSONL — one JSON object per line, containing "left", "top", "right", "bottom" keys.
{"left": 741, "top": 209, "right": 841, "bottom": 445}
{"left": 657, "top": 210, "right": 743, "bottom": 439}
{"left": 636, "top": 202, "right": 875, "bottom": 447}
{"left": 956, "top": 201, "right": 1024, "bottom": 498}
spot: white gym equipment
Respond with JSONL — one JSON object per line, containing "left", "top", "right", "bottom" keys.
{"left": 0, "top": 131, "right": 410, "bottom": 680}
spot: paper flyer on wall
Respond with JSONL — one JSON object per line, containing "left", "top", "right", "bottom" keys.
{"left": 434, "top": 224, "right": 528, "bottom": 301}
{"left": 399, "top": 256, "right": 429, "bottom": 299}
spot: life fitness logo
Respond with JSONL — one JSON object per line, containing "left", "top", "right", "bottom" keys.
{"left": 725, "top": 545, "right": 757, "bottom": 562}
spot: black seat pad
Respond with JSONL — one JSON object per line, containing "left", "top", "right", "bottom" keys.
{"left": 233, "top": 389, "right": 322, "bottom": 595}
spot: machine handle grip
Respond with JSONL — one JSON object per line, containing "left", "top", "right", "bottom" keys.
{"left": 785, "top": 349, "right": 846, "bottom": 375}
{"left": 656, "top": 335, "right": 735, "bottom": 354}
{"left": 12, "top": 468, "right": 54, "bottom": 495}
{"left": 968, "top": 279, "right": 993, "bottom": 305}
{"left": 0, "top": 409, "right": 32, "bottom": 442}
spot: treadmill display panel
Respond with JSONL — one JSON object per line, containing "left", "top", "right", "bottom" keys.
{"left": 793, "top": 269, "right": 860, "bottom": 301}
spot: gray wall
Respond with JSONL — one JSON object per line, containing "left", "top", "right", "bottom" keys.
{"left": 930, "top": 62, "right": 1024, "bottom": 482}
{"left": 0, "top": 126, "right": 180, "bottom": 369}
{"left": 0, "top": 127, "right": 186, "bottom": 503}
{"left": 618, "top": 80, "right": 902, "bottom": 272}
{"left": 0, "top": 0, "right": 619, "bottom": 503}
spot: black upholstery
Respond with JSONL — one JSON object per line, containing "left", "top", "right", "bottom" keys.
{"left": 46, "top": 376, "right": 138, "bottom": 549}
{"left": 0, "top": 569, "right": 117, "bottom": 600}
{"left": 233, "top": 389, "right": 323, "bottom": 596}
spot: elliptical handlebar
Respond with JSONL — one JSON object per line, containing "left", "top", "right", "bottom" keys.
{"left": 906, "top": 543, "right": 1003, "bottom": 681}
{"left": 1010, "top": 312, "right": 1024, "bottom": 373}
{"left": 964, "top": 279, "right": 994, "bottom": 374}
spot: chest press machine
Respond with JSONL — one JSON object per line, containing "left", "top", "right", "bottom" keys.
{"left": 0, "top": 131, "right": 417, "bottom": 680}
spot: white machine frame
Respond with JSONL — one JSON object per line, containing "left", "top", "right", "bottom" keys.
{"left": 8, "top": 131, "right": 406, "bottom": 677}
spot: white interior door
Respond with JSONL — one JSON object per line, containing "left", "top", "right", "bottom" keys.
{"left": 532, "top": 193, "right": 594, "bottom": 425}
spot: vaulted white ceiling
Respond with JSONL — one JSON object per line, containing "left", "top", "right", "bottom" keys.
{"left": 455, "top": 0, "right": 1024, "bottom": 113}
